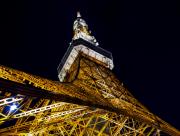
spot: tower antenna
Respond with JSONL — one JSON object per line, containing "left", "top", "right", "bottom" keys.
{"left": 77, "top": 11, "right": 81, "bottom": 18}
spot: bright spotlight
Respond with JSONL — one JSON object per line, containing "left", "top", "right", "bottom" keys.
{"left": 10, "top": 104, "right": 17, "bottom": 111}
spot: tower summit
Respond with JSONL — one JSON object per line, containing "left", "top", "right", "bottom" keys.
{"left": 57, "top": 12, "right": 114, "bottom": 82}
{"left": 73, "top": 12, "right": 99, "bottom": 46}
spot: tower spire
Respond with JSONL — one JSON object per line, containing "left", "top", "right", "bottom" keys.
{"left": 73, "top": 12, "right": 99, "bottom": 46}
{"left": 77, "top": 11, "right": 81, "bottom": 18}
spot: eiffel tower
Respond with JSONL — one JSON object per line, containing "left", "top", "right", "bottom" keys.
{"left": 0, "top": 12, "right": 179, "bottom": 136}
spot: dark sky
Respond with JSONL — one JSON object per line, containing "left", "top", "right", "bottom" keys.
{"left": 1, "top": 0, "right": 180, "bottom": 130}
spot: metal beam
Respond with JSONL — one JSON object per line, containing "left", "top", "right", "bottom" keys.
{"left": 0, "top": 78, "right": 116, "bottom": 112}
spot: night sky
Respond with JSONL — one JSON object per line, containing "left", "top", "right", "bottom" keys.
{"left": 1, "top": 0, "right": 180, "bottom": 130}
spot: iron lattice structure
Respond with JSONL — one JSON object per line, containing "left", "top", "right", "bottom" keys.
{"left": 0, "top": 13, "right": 179, "bottom": 136}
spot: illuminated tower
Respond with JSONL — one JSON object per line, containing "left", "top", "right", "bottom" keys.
{"left": 0, "top": 12, "right": 179, "bottom": 135}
